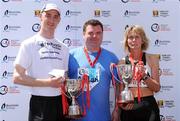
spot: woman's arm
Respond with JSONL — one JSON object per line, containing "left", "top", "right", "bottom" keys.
{"left": 144, "top": 54, "right": 161, "bottom": 92}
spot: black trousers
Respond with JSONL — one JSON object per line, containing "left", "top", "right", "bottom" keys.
{"left": 29, "top": 95, "right": 70, "bottom": 121}
{"left": 120, "top": 96, "right": 160, "bottom": 121}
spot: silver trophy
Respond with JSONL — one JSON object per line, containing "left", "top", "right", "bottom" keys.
{"left": 64, "top": 79, "right": 83, "bottom": 119}
{"left": 116, "top": 64, "right": 134, "bottom": 104}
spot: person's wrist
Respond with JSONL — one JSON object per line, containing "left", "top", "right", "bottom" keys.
{"left": 142, "top": 74, "right": 149, "bottom": 81}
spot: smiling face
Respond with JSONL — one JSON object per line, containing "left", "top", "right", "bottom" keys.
{"left": 40, "top": 10, "right": 61, "bottom": 33}
{"left": 83, "top": 24, "right": 103, "bottom": 51}
{"left": 124, "top": 25, "right": 149, "bottom": 53}
{"left": 127, "top": 32, "right": 143, "bottom": 51}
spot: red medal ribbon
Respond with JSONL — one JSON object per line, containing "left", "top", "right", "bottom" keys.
{"left": 81, "top": 74, "right": 90, "bottom": 116}
{"left": 82, "top": 47, "right": 101, "bottom": 115}
{"left": 129, "top": 52, "right": 143, "bottom": 103}
{"left": 61, "top": 82, "right": 69, "bottom": 115}
{"left": 84, "top": 47, "right": 102, "bottom": 68}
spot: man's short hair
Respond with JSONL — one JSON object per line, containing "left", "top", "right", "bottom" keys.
{"left": 83, "top": 19, "right": 103, "bottom": 32}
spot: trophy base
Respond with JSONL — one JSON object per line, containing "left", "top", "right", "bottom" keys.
{"left": 66, "top": 105, "right": 83, "bottom": 119}
{"left": 117, "top": 100, "right": 134, "bottom": 105}
{"left": 66, "top": 114, "right": 83, "bottom": 119}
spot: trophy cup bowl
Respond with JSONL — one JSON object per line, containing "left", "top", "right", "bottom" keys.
{"left": 65, "top": 79, "right": 83, "bottom": 119}
{"left": 116, "top": 64, "right": 134, "bottom": 104}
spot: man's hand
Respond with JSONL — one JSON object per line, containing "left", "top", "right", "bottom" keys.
{"left": 49, "top": 76, "right": 65, "bottom": 88}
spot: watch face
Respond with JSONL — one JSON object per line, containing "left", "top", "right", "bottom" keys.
{"left": 143, "top": 75, "right": 149, "bottom": 81}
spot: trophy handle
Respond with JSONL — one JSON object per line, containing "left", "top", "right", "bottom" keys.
{"left": 61, "top": 87, "right": 71, "bottom": 99}
{"left": 110, "top": 63, "right": 123, "bottom": 84}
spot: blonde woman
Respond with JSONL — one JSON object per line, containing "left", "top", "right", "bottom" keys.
{"left": 112, "top": 25, "right": 160, "bottom": 121}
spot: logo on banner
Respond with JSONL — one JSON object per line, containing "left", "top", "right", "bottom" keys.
{"left": 63, "top": 38, "right": 82, "bottom": 47}
{"left": 34, "top": 10, "right": 41, "bottom": 17}
{"left": 154, "top": 39, "right": 170, "bottom": 47}
{"left": 0, "top": 38, "right": 10, "bottom": 48}
{"left": 65, "top": 24, "right": 81, "bottom": 32}
{"left": 3, "top": 10, "right": 21, "bottom": 17}
{"left": 160, "top": 114, "right": 176, "bottom": 121}
{"left": 3, "top": 24, "right": 21, "bottom": 32}
{"left": 34, "top": 0, "right": 48, "bottom": 2}
{"left": 4, "top": 10, "right": 9, "bottom": 16}
{"left": 121, "top": 0, "right": 140, "bottom": 3}
{"left": 2, "top": 55, "right": 8, "bottom": 63}
{"left": 2, "top": 0, "right": 22, "bottom": 2}
{"left": 160, "top": 85, "right": 173, "bottom": 93}
{"left": 0, "top": 103, "right": 6, "bottom": 111}
{"left": 160, "top": 115, "right": 165, "bottom": 121}
{"left": 103, "top": 24, "right": 112, "bottom": 32}
{"left": 1, "top": 55, "right": 16, "bottom": 63}
{"left": 152, "top": 0, "right": 167, "bottom": 3}
{"left": 0, "top": 103, "right": 19, "bottom": 111}
{"left": 63, "top": 0, "right": 71, "bottom": 3}
{"left": 121, "top": 0, "right": 129, "bottom": 3}
{"left": 160, "top": 54, "right": 172, "bottom": 62}
{"left": 157, "top": 100, "right": 164, "bottom": 108}
{"left": 32, "top": 23, "right": 40, "bottom": 32}
{"left": 65, "top": 10, "right": 71, "bottom": 16}
{"left": 4, "top": 25, "right": 8, "bottom": 31}
{"left": 151, "top": 23, "right": 160, "bottom": 32}
{"left": 94, "top": 9, "right": 111, "bottom": 17}
{"left": 159, "top": 68, "right": 173, "bottom": 76}
{"left": 2, "top": 0, "right": 10, "bottom": 2}
{"left": 2, "top": 71, "right": 8, "bottom": 79}
{"left": 151, "top": 23, "right": 170, "bottom": 32}
{"left": 1, "top": 38, "right": 20, "bottom": 47}
{"left": 153, "top": 10, "right": 169, "bottom": 17}
{"left": 153, "top": 10, "right": 159, "bottom": 17}
{"left": 63, "top": 38, "right": 72, "bottom": 47}
{"left": 0, "top": 85, "right": 8, "bottom": 95}
{"left": 157, "top": 99, "right": 175, "bottom": 108}
{"left": 1, "top": 70, "right": 13, "bottom": 79}
{"left": 94, "top": 0, "right": 108, "bottom": 3}
{"left": 94, "top": 9, "right": 101, "bottom": 17}
{"left": 63, "top": 0, "right": 82, "bottom": 3}
{"left": 124, "top": 10, "right": 140, "bottom": 17}
{"left": 65, "top": 10, "right": 81, "bottom": 17}
{"left": 124, "top": 10, "right": 129, "bottom": 16}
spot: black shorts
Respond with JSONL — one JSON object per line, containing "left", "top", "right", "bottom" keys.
{"left": 120, "top": 96, "right": 160, "bottom": 121}
{"left": 29, "top": 95, "right": 70, "bottom": 121}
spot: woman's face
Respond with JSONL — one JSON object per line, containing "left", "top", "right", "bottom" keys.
{"left": 127, "top": 31, "right": 143, "bottom": 51}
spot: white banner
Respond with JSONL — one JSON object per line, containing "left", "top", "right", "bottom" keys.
{"left": 1, "top": 0, "right": 179, "bottom": 121}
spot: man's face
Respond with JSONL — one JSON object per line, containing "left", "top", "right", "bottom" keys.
{"left": 83, "top": 25, "right": 103, "bottom": 50}
{"left": 40, "top": 10, "right": 60, "bottom": 31}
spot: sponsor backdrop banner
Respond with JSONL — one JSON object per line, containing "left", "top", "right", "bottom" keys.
{"left": 0, "top": 0, "right": 179, "bottom": 121}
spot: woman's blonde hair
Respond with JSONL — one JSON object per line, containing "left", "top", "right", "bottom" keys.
{"left": 123, "top": 25, "right": 149, "bottom": 52}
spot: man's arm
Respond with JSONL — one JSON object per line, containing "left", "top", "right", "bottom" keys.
{"left": 13, "top": 64, "right": 63, "bottom": 88}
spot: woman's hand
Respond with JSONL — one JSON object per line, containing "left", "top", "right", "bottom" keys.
{"left": 119, "top": 102, "right": 134, "bottom": 110}
{"left": 111, "top": 106, "right": 120, "bottom": 121}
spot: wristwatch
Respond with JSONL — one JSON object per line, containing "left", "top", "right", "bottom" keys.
{"left": 142, "top": 74, "right": 149, "bottom": 81}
